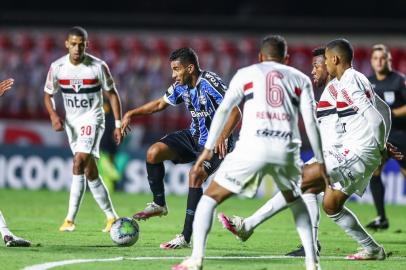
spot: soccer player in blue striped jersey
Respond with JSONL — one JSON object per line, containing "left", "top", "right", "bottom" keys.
{"left": 121, "top": 47, "right": 241, "bottom": 249}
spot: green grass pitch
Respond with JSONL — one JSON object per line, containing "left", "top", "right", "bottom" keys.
{"left": 1, "top": 189, "right": 406, "bottom": 270}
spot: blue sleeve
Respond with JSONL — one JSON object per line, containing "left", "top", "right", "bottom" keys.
{"left": 164, "top": 84, "right": 184, "bottom": 106}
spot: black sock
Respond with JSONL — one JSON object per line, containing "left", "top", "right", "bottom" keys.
{"left": 370, "top": 175, "right": 386, "bottom": 220}
{"left": 146, "top": 162, "right": 166, "bottom": 207}
{"left": 182, "top": 187, "right": 203, "bottom": 243}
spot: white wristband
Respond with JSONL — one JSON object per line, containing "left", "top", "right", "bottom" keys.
{"left": 115, "top": 120, "right": 122, "bottom": 129}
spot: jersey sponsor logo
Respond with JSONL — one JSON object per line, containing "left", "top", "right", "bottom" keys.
{"left": 256, "top": 111, "right": 291, "bottom": 121}
{"left": 255, "top": 129, "right": 292, "bottom": 139}
{"left": 64, "top": 96, "right": 94, "bottom": 108}
{"left": 190, "top": 110, "right": 211, "bottom": 118}
{"left": 204, "top": 72, "right": 220, "bottom": 88}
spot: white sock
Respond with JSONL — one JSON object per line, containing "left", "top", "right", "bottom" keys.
{"left": 289, "top": 198, "right": 317, "bottom": 267}
{"left": 0, "top": 211, "right": 13, "bottom": 238}
{"left": 66, "top": 174, "right": 86, "bottom": 222}
{"left": 191, "top": 195, "right": 217, "bottom": 259}
{"left": 88, "top": 176, "right": 118, "bottom": 219}
{"left": 302, "top": 193, "right": 320, "bottom": 245}
{"left": 328, "top": 206, "right": 380, "bottom": 251}
{"left": 244, "top": 191, "right": 288, "bottom": 231}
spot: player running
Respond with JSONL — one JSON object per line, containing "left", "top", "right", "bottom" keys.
{"left": 44, "top": 26, "right": 122, "bottom": 233}
{"left": 220, "top": 39, "right": 398, "bottom": 261}
{"left": 366, "top": 44, "right": 406, "bottom": 230}
{"left": 121, "top": 47, "right": 241, "bottom": 249}
{"left": 173, "top": 35, "right": 326, "bottom": 270}
{"left": 0, "top": 78, "right": 31, "bottom": 247}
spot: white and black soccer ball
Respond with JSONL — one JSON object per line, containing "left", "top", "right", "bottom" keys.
{"left": 110, "top": 217, "right": 140, "bottom": 247}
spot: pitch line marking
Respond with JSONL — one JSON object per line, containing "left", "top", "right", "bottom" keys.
{"left": 23, "top": 255, "right": 406, "bottom": 270}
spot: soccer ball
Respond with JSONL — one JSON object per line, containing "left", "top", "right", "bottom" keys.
{"left": 110, "top": 217, "right": 140, "bottom": 246}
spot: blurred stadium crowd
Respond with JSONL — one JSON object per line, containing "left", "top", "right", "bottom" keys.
{"left": 1, "top": 31, "right": 406, "bottom": 136}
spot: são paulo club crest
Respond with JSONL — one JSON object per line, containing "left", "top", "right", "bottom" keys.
{"left": 70, "top": 79, "right": 83, "bottom": 92}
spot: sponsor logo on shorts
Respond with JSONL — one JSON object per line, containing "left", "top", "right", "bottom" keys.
{"left": 224, "top": 173, "right": 241, "bottom": 186}
{"left": 256, "top": 129, "right": 292, "bottom": 139}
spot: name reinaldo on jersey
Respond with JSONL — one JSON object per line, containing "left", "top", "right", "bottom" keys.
{"left": 44, "top": 54, "right": 115, "bottom": 123}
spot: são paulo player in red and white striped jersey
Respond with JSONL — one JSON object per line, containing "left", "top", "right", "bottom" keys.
{"left": 44, "top": 26, "right": 122, "bottom": 233}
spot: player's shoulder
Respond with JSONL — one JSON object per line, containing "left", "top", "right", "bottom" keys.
{"left": 342, "top": 68, "right": 369, "bottom": 86}
{"left": 281, "top": 64, "right": 312, "bottom": 85}
{"left": 83, "top": 53, "right": 107, "bottom": 67}
{"left": 391, "top": 70, "right": 406, "bottom": 81}
{"left": 50, "top": 54, "right": 69, "bottom": 67}
{"left": 169, "top": 81, "right": 187, "bottom": 93}
{"left": 200, "top": 70, "right": 226, "bottom": 90}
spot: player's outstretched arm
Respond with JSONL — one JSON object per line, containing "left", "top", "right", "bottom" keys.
{"left": 214, "top": 106, "right": 241, "bottom": 159}
{"left": 0, "top": 78, "right": 14, "bottom": 96}
{"left": 121, "top": 97, "right": 169, "bottom": 136}
{"left": 44, "top": 93, "right": 64, "bottom": 132}
{"left": 104, "top": 89, "right": 123, "bottom": 145}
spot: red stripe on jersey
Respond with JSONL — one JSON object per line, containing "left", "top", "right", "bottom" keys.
{"left": 317, "top": 101, "right": 333, "bottom": 108}
{"left": 337, "top": 101, "right": 350, "bottom": 108}
{"left": 59, "top": 79, "right": 99, "bottom": 86}
{"left": 243, "top": 82, "right": 253, "bottom": 91}
{"left": 294, "top": 87, "right": 302, "bottom": 97}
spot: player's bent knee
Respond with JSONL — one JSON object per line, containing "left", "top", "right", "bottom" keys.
{"left": 146, "top": 145, "right": 161, "bottom": 164}
{"left": 85, "top": 167, "right": 98, "bottom": 181}
{"left": 322, "top": 200, "right": 341, "bottom": 216}
{"left": 188, "top": 168, "right": 206, "bottom": 188}
{"left": 73, "top": 155, "right": 87, "bottom": 174}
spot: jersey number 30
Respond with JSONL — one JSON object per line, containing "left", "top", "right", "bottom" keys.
{"left": 266, "top": 71, "right": 284, "bottom": 107}
{"left": 80, "top": 125, "right": 92, "bottom": 136}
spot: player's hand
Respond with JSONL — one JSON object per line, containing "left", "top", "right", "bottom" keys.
{"left": 318, "top": 163, "right": 331, "bottom": 188}
{"left": 50, "top": 115, "right": 64, "bottom": 131}
{"left": 0, "top": 78, "right": 14, "bottom": 96}
{"left": 121, "top": 112, "right": 132, "bottom": 136}
{"left": 193, "top": 148, "right": 213, "bottom": 172}
{"left": 114, "top": 128, "right": 123, "bottom": 145}
{"left": 214, "top": 135, "right": 228, "bottom": 159}
{"left": 386, "top": 142, "right": 403, "bottom": 161}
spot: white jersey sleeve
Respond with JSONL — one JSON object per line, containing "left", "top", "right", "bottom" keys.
{"left": 375, "top": 94, "right": 391, "bottom": 142}
{"left": 99, "top": 62, "right": 116, "bottom": 91}
{"left": 44, "top": 63, "right": 60, "bottom": 95}
{"left": 205, "top": 70, "right": 244, "bottom": 150}
{"left": 362, "top": 104, "right": 386, "bottom": 151}
{"left": 299, "top": 77, "right": 324, "bottom": 163}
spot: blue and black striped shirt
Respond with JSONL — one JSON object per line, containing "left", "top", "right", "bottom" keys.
{"left": 163, "top": 70, "right": 228, "bottom": 146}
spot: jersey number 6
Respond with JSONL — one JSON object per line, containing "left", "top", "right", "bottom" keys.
{"left": 266, "top": 71, "right": 284, "bottom": 107}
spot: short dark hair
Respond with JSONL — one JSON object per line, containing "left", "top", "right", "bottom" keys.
{"left": 326, "top": 38, "right": 353, "bottom": 63}
{"left": 169, "top": 47, "right": 200, "bottom": 69}
{"left": 68, "top": 26, "right": 88, "bottom": 40}
{"left": 372, "top": 44, "right": 391, "bottom": 59}
{"left": 312, "top": 47, "right": 326, "bottom": 57}
{"left": 260, "top": 35, "right": 287, "bottom": 60}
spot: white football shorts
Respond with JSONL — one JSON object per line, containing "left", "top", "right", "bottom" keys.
{"left": 65, "top": 120, "right": 105, "bottom": 159}
{"left": 213, "top": 147, "right": 302, "bottom": 198}
{"left": 324, "top": 144, "right": 381, "bottom": 196}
